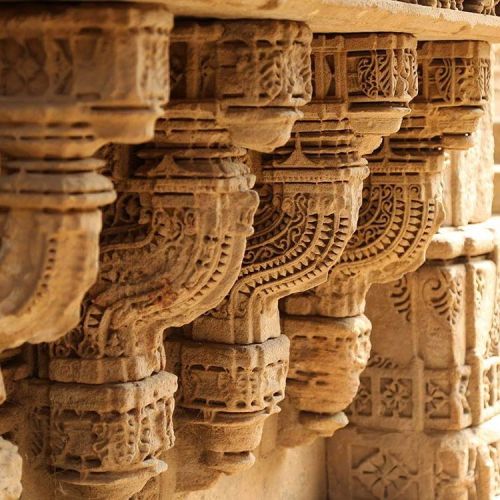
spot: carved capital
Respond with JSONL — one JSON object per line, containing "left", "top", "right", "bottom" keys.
{"left": 170, "top": 20, "right": 312, "bottom": 152}
{"left": 21, "top": 372, "right": 176, "bottom": 500}
{"left": 279, "top": 40, "right": 491, "bottom": 447}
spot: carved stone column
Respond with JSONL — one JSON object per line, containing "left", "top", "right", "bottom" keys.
{"left": 279, "top": 40, "right": 491, "bottom": 447}
{"left": 0, "top": 4, "right": 172, "bottom": 498}
{"left": 19, "top": 19, "right": 312, "bottom": 500}
{"left": 165, "top": 32, "right": 418, "bottom": 492}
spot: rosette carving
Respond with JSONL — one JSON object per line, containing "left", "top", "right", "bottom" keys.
{"left": 166, "top": 33, "right": 417, "bottom": 492}
{"left": 280, "top": 40, "right": 490, "bottom": 447}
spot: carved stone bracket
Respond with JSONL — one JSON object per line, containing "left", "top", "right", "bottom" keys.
{"left": 0, "top": 4, "right": 172, "bottom": 357}
{"left": 0, "top": 5, "right": 172, "bottom": 498}
{"left": 165, "top": 32, "right": 418, "bottom": 492}
{"left": 19, "top": 18, "right": 313, "bottom": 500}
{"left": 279, "top": 40, "right": 491, "bottom": 447}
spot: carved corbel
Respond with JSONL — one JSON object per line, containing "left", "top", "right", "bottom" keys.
{"left": 19, "top": 19, "right": 312, "bottom": 500}
{"left": 0, "top": 5, "right": 172, "bottom": 498}
{"left": 0, "top": 4, "right": 171, "bottom": 357}
{"left": 279, "top": 40, "right": 491, "bottom": 447}
{"left": 165, "top": 32, "right": 418, "bottom": 492}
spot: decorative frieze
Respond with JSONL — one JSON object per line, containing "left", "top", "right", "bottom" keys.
{"left": 399, "top": 0, "right": 499, "bottom": 15}
{"left": 329, "top": 413, "right": 500, "bottom": 499}
{"left": 279, "top": 40, "right": 490, "bottom": 447}
{"left": 329, "top": 420, "right": 482, "bottom": 499}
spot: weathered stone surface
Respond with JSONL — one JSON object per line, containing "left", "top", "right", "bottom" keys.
{"left": 278, "top": 40, "right": 489, "bottom": 448}
{"left": 0, "top": 3, "right": 499, "bottom": 500}
{"left": 166, "top": 32, "right": 419, "bottom": 490}
{"left": 0, "top": 437, "right": 22, "bottom": 500}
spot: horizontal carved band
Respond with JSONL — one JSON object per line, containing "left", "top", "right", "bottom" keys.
{"left": 24, "top": 371, "right": 177, "bottom": 474}
{"left": 166, "top": 335, "right": 289, "bottom": 417}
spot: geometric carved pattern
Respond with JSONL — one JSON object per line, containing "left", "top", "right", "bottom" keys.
{"left": 349, "top": 220, "right": 500, "bottom": 432}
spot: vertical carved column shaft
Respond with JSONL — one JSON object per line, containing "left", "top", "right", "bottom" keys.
{"left": 0, "top": 5, "right": 172, "bottom": 498}
{"left": 280, "top": 40, "right": 491, "bottom": 447}
{"left": 165, "top": 32, "right": 419, "bottom": 492}
{"left": 20, "top": 19, "right": 313, "bottom": 500}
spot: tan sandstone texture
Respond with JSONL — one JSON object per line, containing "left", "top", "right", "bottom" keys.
{"left": 0, "top": 2, "right": 499, "bottom": 500}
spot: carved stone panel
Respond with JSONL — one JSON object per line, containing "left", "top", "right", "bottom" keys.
{"left": 348, "top": 219, "right": 500, "bottom": 432}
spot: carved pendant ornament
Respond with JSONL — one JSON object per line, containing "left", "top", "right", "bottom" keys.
{"left": 279, "top": 40, "right": 491, "bottom": 447}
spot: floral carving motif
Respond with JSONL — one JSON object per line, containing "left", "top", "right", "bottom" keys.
{"left": 358, "top": 48, "right": 418, "bottom": 98}
{"left": 390, "top": 276, "right": 412, "bottom": 322}
{"left": 380, "top": 378, "right": 413, "bottom": 418}
{"left": 353, "top": 451, "right": 417, "bottom": 498}
{"left": 422, "top": 270, "right": 463, "bottom": 326}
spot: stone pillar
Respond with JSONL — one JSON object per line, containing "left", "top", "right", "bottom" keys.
{"left": 328, "top": 42, "right": 498, "bottom": 500}
{"left": 165, "top": 31, "right": 419, "bottom": 492}
{"left": 0, "top": 4, "right": 173, "bottom": 498}
{"left": 279, "top": 40, "right": 491, "bottom": 447}
{"left": 18, "top": 19, "right": 313, "bottom": 500}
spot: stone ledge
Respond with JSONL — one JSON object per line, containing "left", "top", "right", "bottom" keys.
{"left": 426, "top": 216, "right": 500, "bottom": 260}
{"left": 14, "top": 0, "right": 500, "bottom": 42}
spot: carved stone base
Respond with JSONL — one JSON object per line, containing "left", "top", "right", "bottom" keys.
{"left": 166, "top": 334, "right": 289, "bottom": 485}
{"left": 22, "top": 372, "right": 177, "bottom": 499}
{"left": 330, "top": 412, "right": 500, "bottom": 498}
